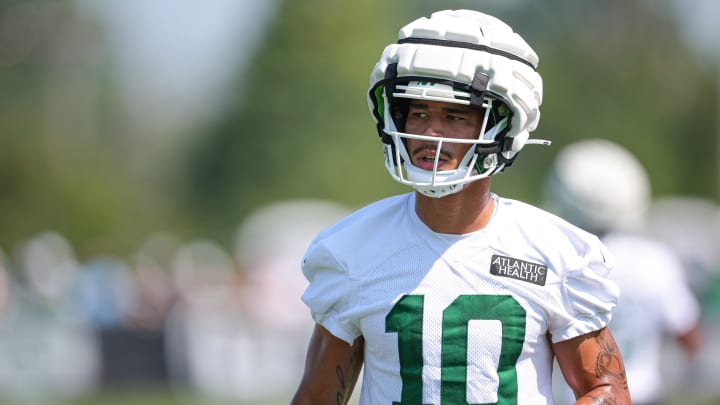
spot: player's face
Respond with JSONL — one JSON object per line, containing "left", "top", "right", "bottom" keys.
{"left": 404, "top": 100, "right": 483, "bottom": 172}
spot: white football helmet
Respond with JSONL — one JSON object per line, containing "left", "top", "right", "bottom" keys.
{"left": 368, "top": 9, "right": 548, "bottom": 198}
{"left": 545, "top": 139, "right": 651, "bottom": 234}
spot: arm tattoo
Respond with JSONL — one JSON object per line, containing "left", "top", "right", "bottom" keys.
{"left": 594, "top": 331, "right": 629, "bottom": 391}
{"left": 335, "top": 339, "right": 364, "bottom": 405}
{"left": 335, "top": 366, "right": 345, "bottom": 405}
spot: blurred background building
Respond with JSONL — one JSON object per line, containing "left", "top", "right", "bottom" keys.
{"left": 0, "top": 0, "right": 719, "bottom": 404}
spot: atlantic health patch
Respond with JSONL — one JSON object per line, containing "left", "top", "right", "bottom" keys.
{"left": 490, "top": 255, "right": 547, "bottom": 286}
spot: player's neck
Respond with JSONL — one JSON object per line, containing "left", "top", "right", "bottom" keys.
{"left": 414, "top": 179, "right": 494, "bottom": 234}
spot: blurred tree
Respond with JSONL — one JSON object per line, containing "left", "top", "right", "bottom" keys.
{"left": 182, "top": 0, "right": 413, "bottom": 241}
{"left": 521, "top": 0, "right": 719, "bottom": 202}
{"left": 186, "top": 0, "right": 718, "bottom": 242}
{"left": 0, "top": 0, "right": 186, "bottom": 257}
{"left": 1, "top": 0, "right": 718, "bottom": 257}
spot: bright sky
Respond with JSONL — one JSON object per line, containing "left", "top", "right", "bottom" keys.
{"left": 666, "top": 0, "right": 720, "bottom": 59}
{"left": 75, "top": 0, "right": 280, "bottom": 136}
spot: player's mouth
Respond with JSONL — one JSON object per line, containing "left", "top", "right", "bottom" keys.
{"left": 412, "top": 145, "right": 452, "bottom": 171}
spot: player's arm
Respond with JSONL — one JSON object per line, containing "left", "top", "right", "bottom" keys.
{"left": 291, "top": 323, "right": 364, "bottom": 405}
{"left": 553, "top": 326, "right": 631, "bottom": 405}
{"left": 677, "top": 320, "right": 703, "bottom": 357}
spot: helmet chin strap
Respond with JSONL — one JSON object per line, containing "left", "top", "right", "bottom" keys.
{"left": 403, "top": 137, "right": 551, "bottom": 199}
{"left": 409, "top": 176, "right": 466, "bottom": 198}
{"left": 415, "top": 184, "right": 464, "bottom": 198}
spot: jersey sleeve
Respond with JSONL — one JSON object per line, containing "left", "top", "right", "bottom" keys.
{"left": 300, "top": 239, "right": 361, "bottom": 345}
{"left": 550, "top": 239, "right": 621, "bottom": 342}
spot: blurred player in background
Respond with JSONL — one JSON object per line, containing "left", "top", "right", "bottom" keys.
{"left": 292, "top": 9, "right": 630, "bottom": 405}
{"left": 546, "top": 139, "right": 703, "bottom": 405}
{"left": 165, "top": 200, "right": 349, "bottom": 403}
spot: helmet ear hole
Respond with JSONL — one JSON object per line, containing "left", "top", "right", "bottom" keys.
{"left": 485, "top": 98, "right": 513, "bottom": 138}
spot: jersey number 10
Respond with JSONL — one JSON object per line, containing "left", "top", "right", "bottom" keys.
{"left": 385, "top": 294, "right": 526, "bottom": 405}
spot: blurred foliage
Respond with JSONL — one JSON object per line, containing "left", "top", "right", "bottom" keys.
{"left": 186, "top": 0, "right": 719, "bottom": 240}
{"left": 525, "top": 1, "right": 719, "bottom": 201}
{"left": 0, "top": 0, "right": 718, "bottom": 259}
{"left": 0, "top": 0, "right": 191, "bottom": 257}
{"left": 181, "top": 0, "right": 411, "bottom": 242}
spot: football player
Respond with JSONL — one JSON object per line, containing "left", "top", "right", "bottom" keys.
{"left": 291, "top": 9, "right": 630, "bottom": 405}
{"left": 546, "top": 139, "right": 702, "bottom": 405}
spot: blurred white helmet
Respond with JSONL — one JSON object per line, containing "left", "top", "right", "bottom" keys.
{"left": 545, "top": 139, "right": 650, "bottom": 233}
{"left": 367, "top": 9, "right": 548, "bottom": 198}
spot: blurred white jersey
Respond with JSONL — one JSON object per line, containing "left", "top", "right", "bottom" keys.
{"left": 602, "top": 232, "right": 700, "bottom": 403}
{"left": 302, "top": 192, "right": 619, "bottom": 404}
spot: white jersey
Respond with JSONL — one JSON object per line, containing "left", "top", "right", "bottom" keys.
{"left": 302, "top": 193, "right": 619, "bottom": 404}
{"left": 601, "top": 232, "right": 700, "bottom": 403}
